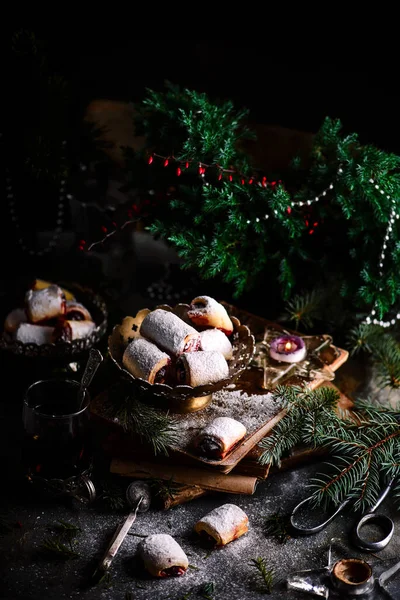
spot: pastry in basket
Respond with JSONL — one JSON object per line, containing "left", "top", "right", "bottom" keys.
{"left": 175, "top": 351, "right": 229, "bottom": 386}
{"left": 122, "top": 337, "right": 171, "bottom": 384}
{"left": 140, "top": 308, "right": 200, "bottom": 356}
{"left": 65, "top": 301, "right": 92, "bottom": 321}
{"left": 194, "top": 503, "right": 249, "bottom": 547}
{"left": 137, "top": 534, "right": 189, "bottom": 577}
{"left": 25, "top": 285, "right": 66, "bottom": 323}
{"left": 119, "top": 310, "right": 150, "bottom": 346}
{"left": 53, "top": 319, "right": 95, "bottom": 342}
{"left": 15, "top": 323, "right": 55, "bottom": 345}
{"left": 199, "top": 328, "right": 233, "bottom": 360}
{"left": 187, "top": 295, "right": 234, "bottom": 335}
{"left": 4, "top": 308, "right": 27, "bottom": 333}
{"left": 31, "top": 278, "right": 75, "bottom": 301}
{"left": 193, "top": 416, "right": 246, "bottom": 459}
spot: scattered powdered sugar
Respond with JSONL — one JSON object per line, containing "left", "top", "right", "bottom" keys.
{"left": 141, "top": 309, "right": 200, "bottom": 356}
{"left": 188, "top": 296, "right": 225, "bottom": 317}
{"left": 195, "top": 503, "right": 248, "bottom": 543}
{"left": 173, "top": 387, "right": 281, "bottom": 451}
{"left": 138, "top": 533, "right": 189, "bottom": 573}
{"left": 180, "top": 351, "right": 229, "bottom": 387}
{"left": 195, "top": 417, "right": 247, "bottom": 448}
{"left": 123, "top": 337, "right": 170, "bottom": 380}
{"left": 199, "top": 329, "right": 233, "bottom": 359}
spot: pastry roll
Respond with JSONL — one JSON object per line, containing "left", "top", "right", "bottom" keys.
{"left": 53, "top": 319, "right": 95, "bottom": 342}
{"left": 122, "top": 337, "right": 171, "bottom": 384}
{"left": 65, "top": 301, "right": 92, "bottom": 322}
{"left": 193, "top": 417, "right": 246, "bottom": 459}
{"left": 119, "top": 310, "right": 150, "bottom": 346}
{"left": 4, "top": 308, "right": 27, "bottom": 333}
{"left": 138, "top": 534, "right": 189, "bottom": 577}
{"left": 194, "top": 504, "right": 249, "bottom": 546}
{"left": 187, "top": 296, "right": 233, "bottom": 335}
{"left": 25, "top": 285, "right": 66, "bottom": 323}
{"left": 140, "top": 309, "right": 200, "bottom": 356}
{"left": 176, "top": 351, "right": 229, "bottom": 387}
{"left": 199, "top": 328, "right": 233, "bottom": 360}
{"left": 31, "top": 278, "right": 75, "bottom": 301}
{"left": 15, "top": 323, "right": 54, "bottom": 345}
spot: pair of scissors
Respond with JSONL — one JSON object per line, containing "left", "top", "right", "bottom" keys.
{"left": 289, "top": 478, "right": 395, "bottom": 552}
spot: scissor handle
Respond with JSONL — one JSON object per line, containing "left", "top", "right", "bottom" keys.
{"left": 368, "top": 478, "right": 395, "bottom": 513}
{"left": 353, "top": 513, "right": 394, "bottom": 552}
{"left": 290, "top": 495, "right": 352, "bottom": 535}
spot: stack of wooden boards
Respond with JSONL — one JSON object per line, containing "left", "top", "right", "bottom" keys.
{"left": 91, "top": 305, "right": 350, "bottom": 508}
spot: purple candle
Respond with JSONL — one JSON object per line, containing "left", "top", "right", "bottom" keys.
{"left": 269, "top": 335, "right": 307, "bottom": 363}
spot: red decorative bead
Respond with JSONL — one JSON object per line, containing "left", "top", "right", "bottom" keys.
{"left": 198, "top": 166, "right": 202, "bottom": 174}
{"left": 185, "top": 161, "right": 189, "bottom": 169}
{"left": 313, "top": 222, "right": 318, "bottom": 227}
{"left": 229, "top": 175, "right": 233, "bottom": 182}
{"left": 176, "top": 167, "right": 181, "bottom": 176}
{"left": 241, "top": 179, "right": 245, "bottom": 185}
{"left": 249, "top": 179, "right": 253, "bottom": 185}
{"left": 305, "top": 220, "right": 309, "bottom": 227}
{"left": 271, "top": 181, "right": 276, "bottom": 186}
{"left": 287, "top": 207, "right": 292, "bottom": 214}
{"left": 218, "top": 173, "right": 223, "bottom": 181}
{"left": 148, "top": 155, "right": 153, "bottom": 165}
{"left": 164, "top": 159, "right": 169, "bottom": 167}
{"left": 101, "top": 226, "right": 107, "bottom": 233}
{"left": 79, "top": 239, "right": 86, "bottom": 245}
{"left": 309, "top": 229, "right": 315, "bottom": 235}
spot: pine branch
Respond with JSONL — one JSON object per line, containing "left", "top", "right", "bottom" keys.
{"left": 263, "top": 511, "right": 291, "bottom": 544}
{"left": 39, "top": 538, "right": 80, "bottom": 560}
{"left": 250, "top": 557, "right": 275, "bottom": 594}
{"left": 102, "top": 391, "right": 179, "bottom": 456}
{"left": 258, "top": 385, "right": 340, "bottom": 466}
{"left": 281, "top": 289, "right": 324, "bottom": 330}
{"left": 199, "top": 581, "right": 216, "bottom": 599}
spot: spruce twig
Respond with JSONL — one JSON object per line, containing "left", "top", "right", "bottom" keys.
{"left": 263, "top": 511, "right": 291, "bottom": 544}
{"left": 282, "top": 289, "right": 324, "bottom": 330}
{"left": 39, "top": 538, "right": 80, "bottom": 560}
{"left": 199, "top": 582, "right": 215, "bottom": 599}
{"left": 102, "top": 392, "right": 179, "bottom": 456}
{"left": 250, "top": 557, "right": 275, "bottom": 594}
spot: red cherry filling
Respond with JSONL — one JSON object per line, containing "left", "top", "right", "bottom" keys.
{"left": 160, "top": 566, "right": 186, "bottom": 577}
{"left": 183, "top": 338, "right": 200, "bottom": 352}
{"left": 154, "top": 366, "right": 167, "bottom": 384}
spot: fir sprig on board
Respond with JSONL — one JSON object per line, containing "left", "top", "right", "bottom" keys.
{"left": 102, "top": 391, "right": 179, "bottom": 456}
{"left": 259, "top": 385, "right": 400, "bottom": 512}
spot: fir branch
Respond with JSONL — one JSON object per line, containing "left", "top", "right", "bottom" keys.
{"left": 39, "top": 537, "right": 80, "bottom": 560}
{"left": 199, "top": 582, "right": 216, "bottom": 599}
{"left": 51, "top": 520, "right": 81, "bottom": 541}
{"left": 282, "top": 289, "right": 324, "bottom": 330}
{"left": 346, "top": 323, "right": 384, "bottom": 356}
{"left": 102, "top": 392, "right": 179, "bottom": 456}
{"left": 96, "top": 480, "right": 126, "bottom": 512}
{"left": 263, "top": 511, "right": 291, "bottom": 544}
{"left": 250, "top": 557, "right": 275, "bottom": 594}
{"left": 258, "top": 385, "right": 340, "bottom": 466}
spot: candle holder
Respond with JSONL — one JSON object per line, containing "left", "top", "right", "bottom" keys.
{"left": 252, "top": 329, "right": 336, "bottom": 390}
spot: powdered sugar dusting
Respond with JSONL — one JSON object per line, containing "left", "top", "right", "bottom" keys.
{"left": 123, "top": 337, "right": 170, "bottom": 380}
{"left": 199, "top": 329, "right": 233, "bottom": 359}
{"left": 187, "top": 296, "right": 233, "bottom": 332}
{"left": 25, "top": 285, "right": 65, "bottom": 322}
{"left": 195, "top": 503, "right": 248, "bottom": 544}
{"left": 180, "top": 351, "right": 229, "bottom": 387}
{"left": 195, "top": 417, "right": 246, "bottom": 449}
{"left": 141, "top": 309, "right": 200, "bottom": 356}
{"left": 138, "top": 533, "right": 189, "bottom": 575}
{"left": 15, "top": 323, "right": 54, "bottom": 344}
{"left": 172, "top": 387, "right": 281, "bottom": 451}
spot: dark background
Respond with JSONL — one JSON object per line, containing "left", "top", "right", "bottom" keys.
{"left": 5, "top": 33, "right": 400, "bottom": 149}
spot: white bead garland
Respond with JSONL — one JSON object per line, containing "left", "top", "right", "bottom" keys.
{"left": 363, "top": 178, "right": 398, "bottom": 327}
{"left": 3, "top": 136, "right": 70, "bottom": 257}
